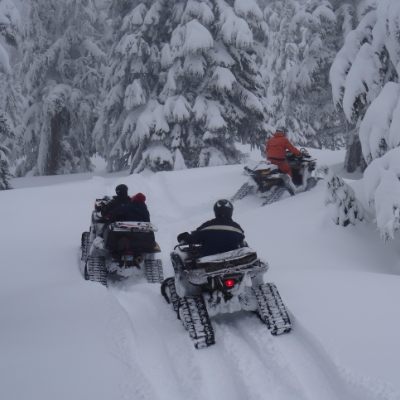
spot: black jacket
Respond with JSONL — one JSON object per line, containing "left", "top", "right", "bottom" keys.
{"left": 108, "top": 201, "right": 150, "bottom": 223}
{"left": 101, "top": 195, "right": 132, "bottom": 217}
{"left": 191, "top": 216, "right": 245, "bottom": 257}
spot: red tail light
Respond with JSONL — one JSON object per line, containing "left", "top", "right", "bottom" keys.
{"left": 224, "top": 279, "right": 236, "bottom": 287}
{"left": 125, "top": 250, "right": 134, "bottom": 255}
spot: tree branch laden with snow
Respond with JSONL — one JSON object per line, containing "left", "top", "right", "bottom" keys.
{"left": 317, "top": 165, "right": 365, "bottom": 227}
{"left": 364, "top": 147, "right": 400, "bottom": 241}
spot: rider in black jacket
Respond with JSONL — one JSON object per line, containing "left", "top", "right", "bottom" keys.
{"left": 178, "top": 199, "right": 245, "bottom": 257}
{"left": 108, "top": 192, "right": 150, "bottom": 223}
{"left": 101, "top": 184, "right": 132, "bottom": 217}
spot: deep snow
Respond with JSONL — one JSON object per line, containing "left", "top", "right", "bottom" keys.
{"left": 1, "top": 148, "right": 400, "bottom": 400}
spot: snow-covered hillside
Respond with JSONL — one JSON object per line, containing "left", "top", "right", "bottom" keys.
{"left": 2, "top": 149, "right": 400, "bottom": 400}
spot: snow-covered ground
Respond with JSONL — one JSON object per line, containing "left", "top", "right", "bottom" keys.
{"left": 2, "top": 148, "right": 400, "bottom": 400}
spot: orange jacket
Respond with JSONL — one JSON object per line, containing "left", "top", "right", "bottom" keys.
{"left": 266, "top": 132, "right": 301, "bottom": 160}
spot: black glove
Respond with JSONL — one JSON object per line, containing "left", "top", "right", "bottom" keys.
{"left": 177, "top": 232, "right": 191, "bottom": 244}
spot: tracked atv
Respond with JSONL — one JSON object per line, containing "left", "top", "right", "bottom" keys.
{"left": 231, "top": 149, "right": 318, "bottom": 206}
{"left": 80, "top": 197, "right": 164, "bottom": 287}
{"left": 161, "top": 242, "right": 291, "bottom": 349}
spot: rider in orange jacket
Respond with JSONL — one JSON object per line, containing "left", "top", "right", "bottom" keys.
{"left": 266, "top": 127, "right": 301, "bottom": 180}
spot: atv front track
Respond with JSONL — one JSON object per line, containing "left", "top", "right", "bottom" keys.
{"left": 145, "top": 259, "right": 164, "bottom": 283}
{"left": 305, "top": 177, "right": 318, "bottom": 192}
{"left": 179, "top": 296, "right": 215, "bottom": 349}
{"left": 231, "top": 182, "right": 254, "bottom": 202}
{"left": 81, "top": 231, "right": 90, "bottom": 262}
{"left": 161, "top": 277, "right": 180, "bottom": 313}
{"left": 85, "top": 256, "right": 107, "bottom": 287}
{"left": 253, "top": 283, "right": 291, "bottom": 335}
{"left": 261, "top": 186, "right": 287, "bottom": 206}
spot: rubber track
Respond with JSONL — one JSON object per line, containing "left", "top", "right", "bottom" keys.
{"left": 81, "top": 231, "right": 90, "bottom": 262}
{"left": 179, "top": 296, "right": 215, "bottom": 349}
{"left": 231, "top": 182, "right": 253, "bottom": 202}
{"left": 253, "top": 283, "right": 291, "bottom": 335}
{"left": 171, "top": 252, "right": 185, "bottom": 273}
{"left": 305, "top": 177, "right": 318, "bottom": 192}
{"left": 261, "top": 186, "right": 287, "bottom": 206}
{"left": 145, "top": 259, "right": 164, "bottom": 283}
{"left": 161, "top": 277, "right": 180, "bottom": 313}
{"left": 85, "top": 256, "right": 107, "bottom": 287}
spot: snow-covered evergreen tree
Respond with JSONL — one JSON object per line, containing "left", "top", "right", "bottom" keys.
{"left": 317, "top": 164, "right": 364, "bottom": 226}
{"left": 364, "top": 146, "right": 400, "bottom": 241}
{"left": 330, "top": 0, "right": 400, "bottom": 171}
{"left": 95, "top": 0, "right": 269, "bottom": 173}
{"left": 0, "top": 0, "right": 23, "bottom": 189}
{"left": 16, "top": 0, "right": 107, "bottom": 176}
{"left": 262, "top": 0, "right": 353, "bottom": 149}
{"left": 0, "top": 117, "right": 14, "bottom": 190}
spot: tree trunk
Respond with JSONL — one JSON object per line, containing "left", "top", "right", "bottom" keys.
{"left": 344, "top": 129, "right": 366, "bottom": 173}
{"left": 46, "top": 109, "right": 69, "bottom": 175}
{"left": 129, "top": 140, "right": 145, "bottom": 175}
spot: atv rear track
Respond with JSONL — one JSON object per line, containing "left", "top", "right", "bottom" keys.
{"left": 253, "top": 283, "right": 291, "bottom": 335}
{"left": 85, "top": 256, "right": 107, "bottom": 287}
{"left": 179, "top": 296, "right": 215, "bottom": 349}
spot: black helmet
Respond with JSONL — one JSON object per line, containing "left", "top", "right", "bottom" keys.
{"left": 115, "top": 184, "right": 128, "bottom": 197}
{"left": 276, "top": 127, "right": 287, "bottom": 134}
{"left": 213, "top": 199, "right": 233, "bottom": 218}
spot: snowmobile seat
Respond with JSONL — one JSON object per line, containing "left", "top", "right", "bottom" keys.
{"left": 103, "top": 224, "right": 156, "bottom": 253}
{"left": 195, "top": 247, "right": 258, "bottom": 273}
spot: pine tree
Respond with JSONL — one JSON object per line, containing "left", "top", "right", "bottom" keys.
{"left": 96, "top": 0, "right": 269, "bottom": 173}
{"left": 330, "top": 0, "right": 400, "bottom": 170}
{"left": 0, "top": 0, "right": 24, "bottom": 189}
{"left": 317, "top": 164, "right": 364, "bottom": 226}
{"left": 262, "top": 0, "right": 351, "bottom": 149}
{"left": 0, "top": 114, "right": 15, "bottom": 190}
{"left": 16, "top": 0, "right": 106, "bottom": 176}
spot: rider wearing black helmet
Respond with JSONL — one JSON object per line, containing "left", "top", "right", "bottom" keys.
{"left": 177, "top": 199, "right": 245, "bottom": 257}
{"left": 101, "top": 184, "right": 132, "bottom": 218}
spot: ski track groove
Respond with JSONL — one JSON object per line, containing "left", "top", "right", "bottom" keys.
{"left": 110, "top": 273, "right": 344, "bottom": 400}
{"left": 110, "top": 277, "right": 379, "bottom": 400}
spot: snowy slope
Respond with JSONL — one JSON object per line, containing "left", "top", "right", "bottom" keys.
{"left": 1, "top": 149, "right": 400, "bottom": 400}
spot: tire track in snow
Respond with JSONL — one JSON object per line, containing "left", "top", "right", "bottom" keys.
{"left": 212, "top": 317, "right": 304, "bottom": 400}
{"left": 109, "top": 281, "right": 209, "bottom": 400}
{"left": 234, "top": 314, "right": 339, "bottom": 400}
{"left": 110, "top": 277, "right": 327, "bottom": 400}
{"left": 277, "top": 313, "right": 400, "bottom": 400}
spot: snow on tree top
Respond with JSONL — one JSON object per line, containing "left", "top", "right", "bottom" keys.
{"left": 312, "top": 4, "right": 336, "bottom": 23}
{"left": 164, "top": 95, "right": 192, "bottom": 123}
{"left": 234, "top": 0, "right": 263, "bottom": 21}
{"left": 0, "top": 0, "right": 20, "bottom": 26}
{"left": 212, "top": 66, "right": 236, "bottom": 92}
{"left": 81, "top": 38, "right": 106, "bottom": 58}
{"left": 181, "top": 19, "right": 213, "bottom": 55}
{"left": 124, "top": 80, "right": 146, "bottom": 110}
{"left": 218, "top": 0, "right": 253, "bottom": 49}
{"left": 342, "top": 43, "right": 381, "bottom": 122}
{"left": 122, "top": 4, "right": 147, "bottom": 31}
{"left": 364, "top": 146, "right": 400, "bottom": 240}
{"left": 182, "top": 0, "right": 215, "bottom": 25}
{"left": 183, "top": 54, "right": 206, "bottom": 77}
{"left": 150, "top": 104, "right": 168, "bottom": 134}
{"left": 205, "top": 100, "right": 226, "bottom": 131}
{"left": 161, "top": 43, "right": 173, "bottom": 68}
{"left": 207, "top": 41, "right": 235, "bottom": 67}
{"left": 359, "top": 82, "right": 400, "bottom": 163}
{"left": 143, "top": 1, "right": 163, "bottom": 26}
